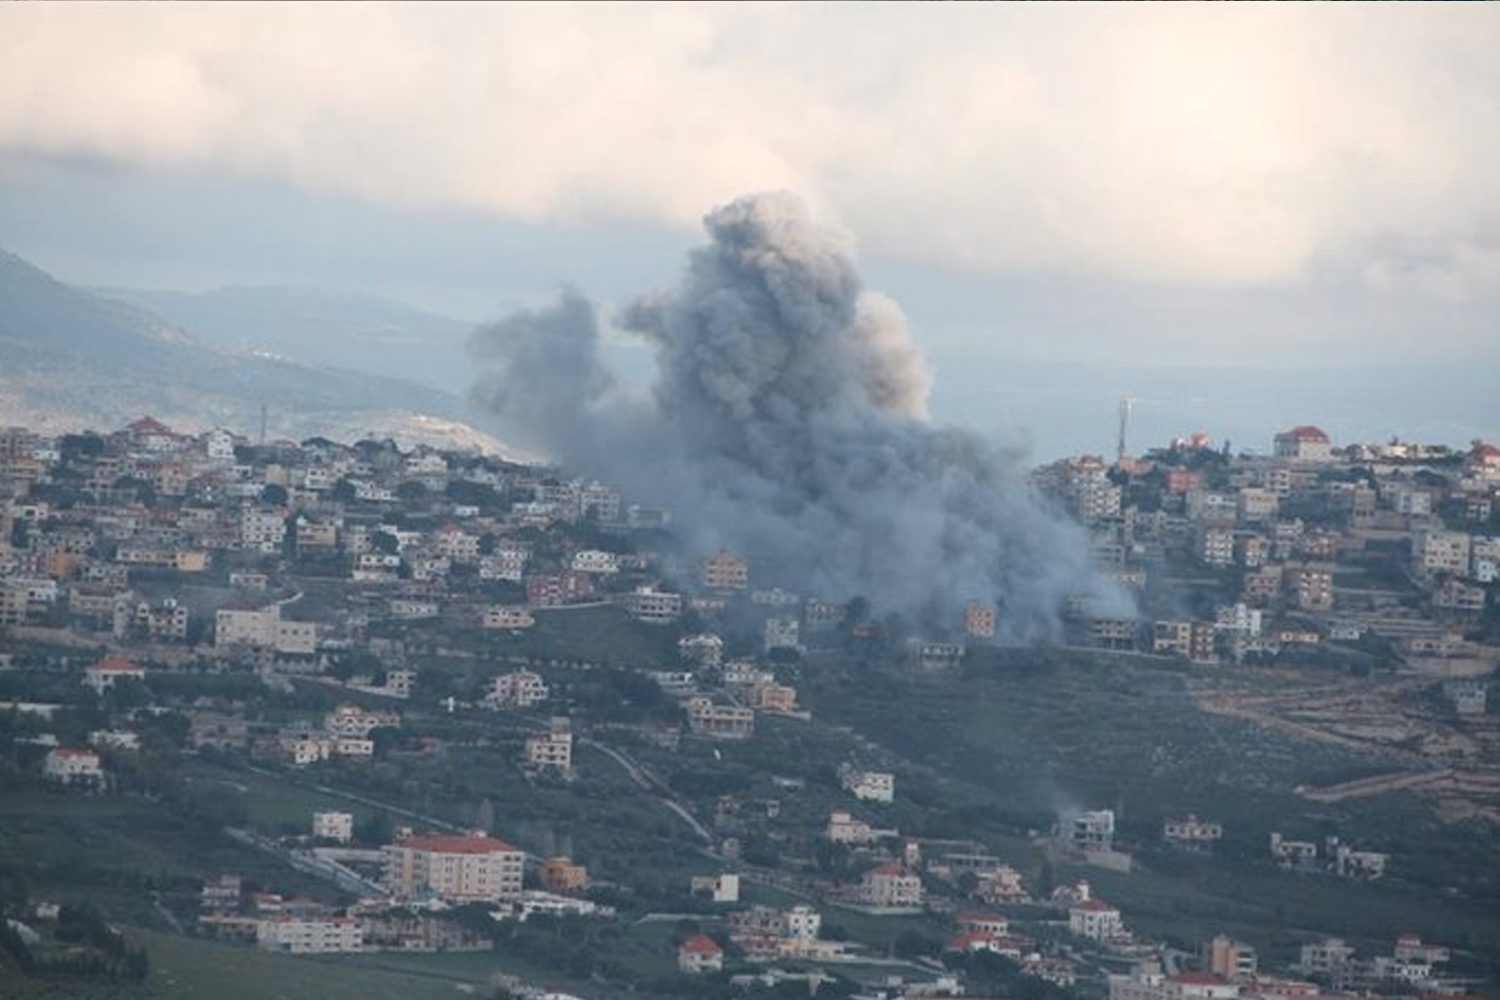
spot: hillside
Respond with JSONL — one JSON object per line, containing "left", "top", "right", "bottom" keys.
{"left": 99, "top": 285, "right": 474, "bottom": 395}
{"left": 0, "top": 249, "right": 508, "bottom": 451}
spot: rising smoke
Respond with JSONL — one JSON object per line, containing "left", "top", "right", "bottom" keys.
{"left": 470, "top": 192, "right": 1124, "bottom": 640}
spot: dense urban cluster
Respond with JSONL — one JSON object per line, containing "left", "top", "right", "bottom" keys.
{"left": 0, "top": 416, "right": 1495, "bottom": 1000}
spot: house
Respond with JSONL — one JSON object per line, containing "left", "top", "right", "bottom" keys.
{"left": 1069, "top": 896, "right": 1125, "bottom": 942}
{"left": 256, "top": 916, "right": 364, "bottom": 954}
{"left": 313, "top": 812, "right": 354, "bottom": 843}
{"left": 541, "top": 857, "right": 589, "bottom": 892}
{"left": 690, "top": 872, "right": 740, "bottom": 903}
{"left": 1068, "top": 809, "right": 1116, "bottom": 852}
{"left": 839, "top": 764, "right": 895, "bottom": 803}
{"left": 43, "top": 747, "right": 105, "bottom": 786}
{"left": 525, "top": 717, "right": 573, "bottom": 773}
{"left": 382, "top": 832, "right": 525, "bottom": 903}
{"left": 858, "top": 863, "right": 924, "bottom": 908}
{"left": 701, "top": 550, "right": 749, "bottom": 591}
{"left": 764, "top": 616, "right": 801, "bottom": 653}
{"left": 1205, "top": 935, "right": 1258, "bottom": 980}
{"left": 1163, "top": 815, "right": 1223, "bottom": 851}
{"left": 623, "top": 586, "right": 683, "bottom": 624}
{"left": 83, "top": 657, "right": 145, "bottom": 695}
{"left": 686, "top": 697, "right": 754, "bottom": 740}
{"left": 324, "top": 703, "right": 400, "bottom": 738}
{"left": 482, "top": 606, "right": 536, "bottom": 630}
{"left": 1274, "top": 426, "right": 1333, "bottom": 462}
{"left": 827, "top": 810, "right": 890, "bottom": 845}
{"left": 678, "top": 934, "right": 724, "bottom": 974}
{"left": 485, "top": 670, "right": 549, "bottom": 709}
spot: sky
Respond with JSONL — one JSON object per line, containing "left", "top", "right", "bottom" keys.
{"left": 1, "top": 3, "right": 1497, "bottom": 460}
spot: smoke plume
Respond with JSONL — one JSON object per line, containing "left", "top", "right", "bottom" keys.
{"left": 471, "top": 192, "right": 1123, "bottom": 640}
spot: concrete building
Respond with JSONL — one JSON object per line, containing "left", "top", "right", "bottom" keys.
{"left": 1274, "top": 426, "right": 1333, "bottom": 462}
{"left": 840, "top": 764, "right": 895, "bottom": 803}
{"left": 83, "top": 657, "right": 145, "bottom": 695}
{"left": 1205, "top": 935, "right": 1258, "bottom": 979}
{"left": 678, "top": 934, "right": 724, "bottom": 974}
{"left": 859, "top": 863, "right": 924, "bottom": 908}
{"left": 525, "top": 717, "right": 573, "bottom": 773}
{"left": 963, "top": 601, "right": 998, "bottom": 639}
{"left": 486, "top": 670, "right": 550, "bottom": 709}
{"left": 313, "top": 811, "right": 354, "bottom": 843}
{"left": 1162, "top": 815, "right": 1223, "bottom": 852}
{"left": 256, "top": 916, "right": 364, "bottom": 954}
{"left": 382, "top": 832, "right": 525, "bottom": 903}
{"left": 1069, "top": 896, "right": 1125, "bottom": 942}
{"left": 701, "top": 550, "right": 749, "bottom": 591}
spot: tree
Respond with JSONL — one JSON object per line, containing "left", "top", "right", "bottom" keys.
{"left": 260, "top": 483, "right": 289, "bottom": 506}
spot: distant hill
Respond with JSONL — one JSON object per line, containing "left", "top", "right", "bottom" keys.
{"left": 99, "top": 285, "right": 475, "bottom": 394}
{"left": 0, "top": 248, "right": 514, "bottom": 453}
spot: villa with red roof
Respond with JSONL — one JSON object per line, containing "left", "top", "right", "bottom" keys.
{"left": 44, "top": 747, "right": 105, "bottom": 786}
{"left": 1069, "top": 895, "right": 1126, "bottom": 942}
{"left": 1273, "top": 426, "right": 1334, "bottom": 462}
{"left": 381, "top": 831, "right": 524, "bottom": 902}
{"left": 84, "top": 657, "right": 145, "bottom": 695}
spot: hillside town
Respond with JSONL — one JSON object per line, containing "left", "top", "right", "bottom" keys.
{"left": 0, "top": 416, "right": 1496, "bottom": 1000}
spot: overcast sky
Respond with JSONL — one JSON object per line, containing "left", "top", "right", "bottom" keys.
{"left": 1, "top": 3, "right": 1496, "bottom": 457}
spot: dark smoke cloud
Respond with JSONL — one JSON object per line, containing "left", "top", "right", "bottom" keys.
{"left": 470, "top": 192, "right": 1126, "bottom": 640}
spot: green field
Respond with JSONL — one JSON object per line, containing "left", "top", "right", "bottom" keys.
{"left": 133, "top": 929, "right": 489, "bottom": 1000}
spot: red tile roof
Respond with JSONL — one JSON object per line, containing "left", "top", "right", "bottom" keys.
{"left": 398, "top": 833, "right": 520, "bottom": 855}
{"left": 1071, "top": 897, "right": 1118, "bottom": 912}
{"left": 680, "top": 934, "right": 722, "bottom": 954}
{"left": 91, "top": 657, "right": 141, "bottom": 673}
{"left": 1276, "top": 425, "right": 1330, "bottom": 442}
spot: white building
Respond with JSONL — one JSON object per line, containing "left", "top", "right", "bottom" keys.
{"left": 840, "top": 765, "right": 895, "bottom": 803}
{"left": 764, "top": 616, "right": 801, "bottom": 653}
{"left": 623, "top": 587, "right": 683, "bottom": 624}
{"left": 83, "top": 657, "right": 145, "bottom": 695}
{"left": 215, "top": 603, "right": 317, "bottom": 655}
{"left": 1069, "top": 897, "right": 1125, "bottom": 942}
{"left": 383, "top": 832, "right": 525, "bottom": 903}
{"left": 482, "top": 606, "right": 536, "bottom": 630}
{"left": 313, "top": 811, "right": 354, "bottom": 843}
{"left": 859, "top": 864, "right": 924, "bottom": 908}
{"left": 1069, "top": 810, "right": 1116, "bottom": 852}
{"left": 1163, "top": 815, "right": 1223, "bottom": 851}
{"left": 256, "top": 917, "right": 364, "bottom": 954}
{"left": 485, "top": 670, "right": 549, "bottom": 709}
{"left": 43, "top": 747, "right": 105, "bottom": 785}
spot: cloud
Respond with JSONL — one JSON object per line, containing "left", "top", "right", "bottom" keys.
{"left": 1, "top": 4, "right": 1497, "bottom": 292}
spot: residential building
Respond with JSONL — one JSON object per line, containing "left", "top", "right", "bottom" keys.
{"left": 482, "top": 606, "right": 536, "bottom": 630}
{"left": 256, "top": 916, "right": 364, "bottom": 954}
{"left": 1205, "top": 935, "right": 1258, "bottom": 980}
{"left": 764, "top": 616, "right": 801, "bottom": 653}
{"left": 382, "top": 832, "right": 525, "bottom": 903}
{"left": 1069, "top": 896, "right": 1125, "bottom": 942}
{"left": 701, "top": 550, "right": 749, "bottom": 591}
{"left": 678, "top": 934, "right": 724, "bottom": 974}
{"left": 1274, "top": 426, "right": 1333, "bottom": 462}
{"left": 324, "top": 703, "right": 400, "bottom": 738}
{"left": 827, "top": 810, "right": 889, "bottom": 845}
{"left": 1288, "top": 566, "right": 1334, "bottom": 612}
{"left": 686, "top": 697, "right": 755, "bottom": 740}
{"left": 540, "top": 857, "right": 589, "bottom": 892}
{"left": 486, "top": 670, "right": 550, "bottom": 709}
{"left": 43, "top": 747, "right": 105, "bottom": 786}
{"left": 525, "top": 717, "right": 573, "bottom": 773}
{"left": 83, "top": 656, "right": 145, "bottom": 695}
{"left": 1069, "top": 810, "right": 1116, "bottom": 853}
{"left": 840, "top": 764, "right": 895, "bottom": 803}
{"left": 313, "top": 811, "right": 353, "bottom": 843}
{"left": 859, "top": 863, "right": 924, "bottom": 908}
{"left": 963, "top": 601, "right": 998, "bottom": 639}
{"left": 1163, "top": 815, "right": 1223, "bottom": 851}
{"left": 623, "top": 586, "right": 683, "bottom": 624}
{"left": 215, "top": 603, "right": 317, "bottom": 655}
